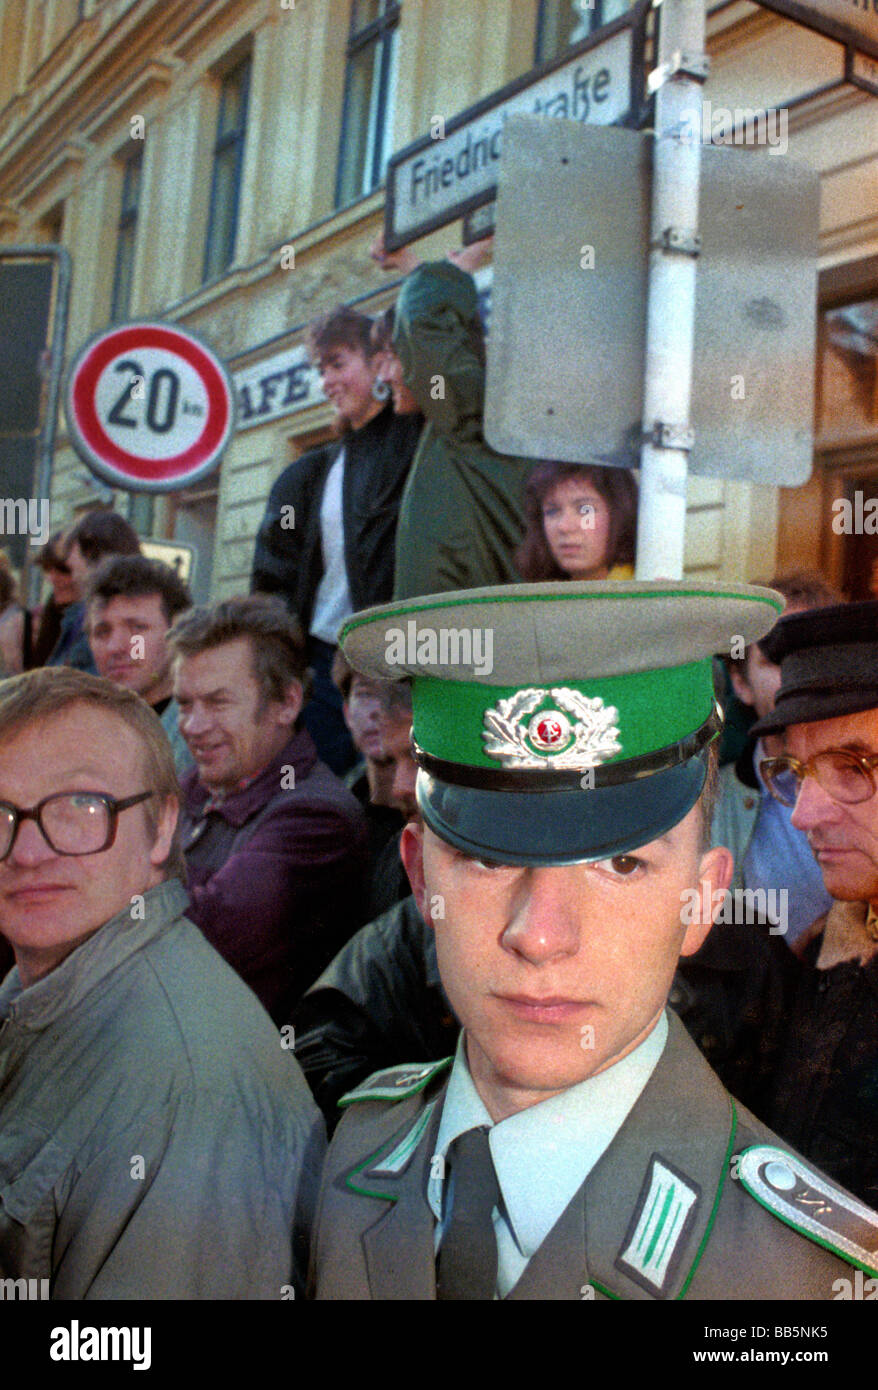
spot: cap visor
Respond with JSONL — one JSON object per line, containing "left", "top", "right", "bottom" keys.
{"left": 417, "top": 755, "right": 708, "bottom": 866}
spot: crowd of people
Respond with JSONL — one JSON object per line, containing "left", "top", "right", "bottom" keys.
{"left": 1, "top": 241, "right": 876, "bottom": 1301}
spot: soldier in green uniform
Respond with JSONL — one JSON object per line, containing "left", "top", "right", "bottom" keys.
{"left": 309, "top": 581, "right": 878, "bottom": 1301}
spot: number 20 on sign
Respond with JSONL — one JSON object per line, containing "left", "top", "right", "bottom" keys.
{"left": 66, "top": 321, "right": 235, "bottom": 492}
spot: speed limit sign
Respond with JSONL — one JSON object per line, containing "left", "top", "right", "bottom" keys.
{"left": 66, "top": 321, "right": 235, "bottom": 492}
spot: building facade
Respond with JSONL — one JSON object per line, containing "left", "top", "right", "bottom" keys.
{"left": 0, "top": 0, "right": 876, "bottom": 602}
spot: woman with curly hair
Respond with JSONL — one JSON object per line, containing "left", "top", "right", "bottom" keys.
{"left": 516, "top": 460, "right": 638, "bottom": 581}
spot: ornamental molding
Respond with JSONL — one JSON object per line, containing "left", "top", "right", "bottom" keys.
{"left": 16, "top": 136, "right": 93, "bottom": 213}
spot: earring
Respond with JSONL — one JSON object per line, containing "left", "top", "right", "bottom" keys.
{"left": 371, "top": 377, "right": 391, "bottom": 402}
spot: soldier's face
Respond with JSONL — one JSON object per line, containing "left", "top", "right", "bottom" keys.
{"left": 401, "top": 808, "right": 732, "bottom": 1120}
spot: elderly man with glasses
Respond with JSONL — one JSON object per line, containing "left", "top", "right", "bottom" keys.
{"left": 0, "top": 667, "right": 324, "bottom": 1299}
{"left": 752, "top": 600, "right": 878, "bottom": 1211}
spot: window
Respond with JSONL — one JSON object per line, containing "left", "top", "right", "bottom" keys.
{"left": 819, "top": 296, "right": 878, "bottom": 445}
{"left": 536, "top": 0, "right": 632, "bottom": 63}
{"left": 335, "top": 0, "right": 400, "bottom": 209}
{"left": 203, "top": 54, "right": 251, "bottom": 283}
{"left": 170, "top": 487, "right": 217, "bottom": 605}
{"left": 110, "top": 148, "right": 142, "bottom": 322}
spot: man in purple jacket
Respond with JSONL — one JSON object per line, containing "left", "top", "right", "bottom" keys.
{"left": 169, "top": 594, "right": 367, "bottom": 1023}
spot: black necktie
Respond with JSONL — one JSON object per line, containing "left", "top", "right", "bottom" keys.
{"left": 436, "top": 1125, "right": 500, "bottom": 1300}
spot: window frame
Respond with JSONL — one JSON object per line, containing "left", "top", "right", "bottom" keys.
{"left": 335, "top": 0, "right": 401, "bottom": 210}
{"left": 202, "top": 52, "right": 252, "bottom": 285}
{"left": 109, "top": 146, "right": 143, "bottom": 323}
{"left": 535, "top": 0, "right": 630, "bottom": 63}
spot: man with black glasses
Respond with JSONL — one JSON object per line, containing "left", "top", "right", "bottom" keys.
{"left": 0, "top": 667, "right": 324, "bottom": 1299}
{"left": 753, "top": 600, "right": 878, "bottom": 1209}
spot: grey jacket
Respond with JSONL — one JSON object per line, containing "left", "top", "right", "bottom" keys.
{"left": 310, "top": 1013, "right": 878, "bottom": 1300}
{"left": 0, "top": 878, "right": 325, "bottom": 1299}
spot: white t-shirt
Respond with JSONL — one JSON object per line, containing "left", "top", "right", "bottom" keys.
{"left": 309, "top": 448, "right": 354, "bottom": 644}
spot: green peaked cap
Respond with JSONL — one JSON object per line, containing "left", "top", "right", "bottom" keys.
{"left": 339, "top": 580, "right": 783, "bottom": 864}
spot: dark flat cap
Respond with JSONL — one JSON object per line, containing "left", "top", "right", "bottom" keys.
{"left": 751, "top": 599, "right": 878, "bottom": 736}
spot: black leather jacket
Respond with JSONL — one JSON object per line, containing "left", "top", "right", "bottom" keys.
{"left": 293, "top": 895, "right": 798, "bottom": 1132}
{"left": 251, "top": 403, "right": 423, "bottom": 631}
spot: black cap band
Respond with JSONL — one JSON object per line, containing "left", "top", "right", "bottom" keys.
{"left": 412, "top": 706, "right": 722, "bottom": 793}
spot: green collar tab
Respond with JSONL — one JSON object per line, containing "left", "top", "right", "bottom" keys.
{"left": 338, "top": 1057, "right": 453, "bottom": 1107}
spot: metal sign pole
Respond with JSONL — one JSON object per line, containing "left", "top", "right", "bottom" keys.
{"left": 635, "top": 0, "right": 707, "bottom": 580}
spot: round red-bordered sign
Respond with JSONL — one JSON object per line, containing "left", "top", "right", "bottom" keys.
{"left": 65, "top": 321, "right": 235, "bottom": 492}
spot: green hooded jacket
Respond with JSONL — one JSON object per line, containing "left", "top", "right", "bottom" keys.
{"left": 392, "top": 261, "right": 532, "bottom": 597}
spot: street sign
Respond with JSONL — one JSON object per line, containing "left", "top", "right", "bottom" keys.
{"left": 755, "top": 1, "right": 878, "bottom": 59}
{"left": 233, "top": 342, "right": 321, "bottom": 431}
{"left": 66, "top": 321, "right": 235, "bottom": 493}
{"left": 694, "top": 140, "right": 820, "bottom": 486}
{"left": 848, "top": 46, "right": 878, "bottom": 95}
{"left": 485, "top": 115, "right": 820, "bottom": 486}
{"left": 384, "top": 0, "right": 650, "bottom": 250}
{"left": 486, "top": 120, "right": 650, "bottom": 472}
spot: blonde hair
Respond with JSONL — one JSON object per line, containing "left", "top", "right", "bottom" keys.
{"left": 0, "top": 668, "right": 184, "bottom": 879}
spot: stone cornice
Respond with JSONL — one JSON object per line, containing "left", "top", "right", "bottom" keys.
{"left": 161, "top": 189, "right": 387, "bottom": 324}
{"left": 15, "top": 134, "right": 93, "bottom": 214}
{"left": 0, "top": 0, "right": 250, "bottom": 200}
{"left": 82, "top": 54, "right": 184, "bottom": 145}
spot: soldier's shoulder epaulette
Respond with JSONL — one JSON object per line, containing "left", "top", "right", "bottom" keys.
{"left": 338, "top": 1057, "right": 453, "bottom": 1108}
{"left": 736, "top": 1144, "right": 878, "bottom": 1277}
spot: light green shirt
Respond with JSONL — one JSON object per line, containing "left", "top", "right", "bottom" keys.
{"left": 428, "top": 1013, "right": 669, "bottom": 1297}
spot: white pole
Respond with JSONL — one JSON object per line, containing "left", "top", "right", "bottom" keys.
{"left": 635, "top": 0, "right": 707, "bottom": 580}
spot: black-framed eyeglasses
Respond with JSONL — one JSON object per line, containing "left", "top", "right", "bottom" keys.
{"left": 761, "top": 751, "right": 878, "bottom": 808}
{"left": 0, "top": 791, "right": 155, "bottom": 861}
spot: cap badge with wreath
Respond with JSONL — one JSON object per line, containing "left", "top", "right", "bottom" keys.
{"left": 482, "top": 687, "right": 622, "bottom": 770}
